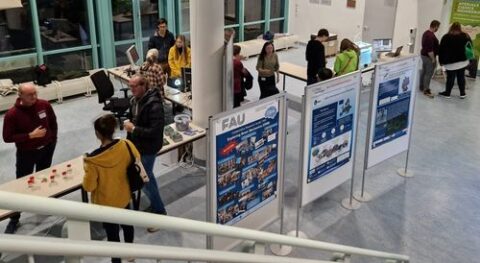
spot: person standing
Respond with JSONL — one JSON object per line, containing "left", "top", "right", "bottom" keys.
{"left": 420, "top": 20, "right": 440, "bottom": 98}
{"left": 168, "top": 34, "right": 191, "bottom": 90}
{"left": 140, "top": 48, "right": 166, "bottom": 98}
{"left": 306, "top": 29, "right": 329, "bottom": 85}
{"left": 334, "top": 38, "right": 359, "bottom": 76}
{"left": 83, "top": 114, "right": 137, "bottom": 263}
{"left": 2, "top": 83, "right": 57, "bottom": 234}
{"left": 233, "top": 45, "right": 244, "bottom": 107}
{"left": 123, "top": 75, "right": 167, "bottom": 231}
{"left": 256, "top": 41, "right": 280, "bottom": 99}
{"left": 438, "top": 22, "right": 471, "bottom": 99}
{"left": 148, "top": 18, "right": 175, "bottom": 74}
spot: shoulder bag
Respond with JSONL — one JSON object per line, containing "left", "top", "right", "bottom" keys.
{"left": 125, "top": 141, "right": 149, "bottom": 192}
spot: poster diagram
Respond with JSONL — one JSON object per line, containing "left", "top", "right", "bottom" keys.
{"left": 307, "top": 87, "right": 356, "bottom": 183}
{"left": 372, "top": 67, "right": 413, "bottom": 149}
{"left": 214, "top": 101, "right": 279, "bottom": 226}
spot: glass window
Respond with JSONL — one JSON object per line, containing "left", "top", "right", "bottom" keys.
{"left": 0, "top": 4, "right": 35, "bottom": 57}
{"left": 37, "top": 0, "right": 90, "bottom": 51}
{"left": 270, "top": 0, "right": 284, "bottom": 19}
{"left": 111, "top": 0, "right": 134, "bottom": 41}
{"left": 140, "top": 0, "right": 159, "bottom": 39}
{"left": 115, "top": 43, "right": 135, "bottom": 67}
{"left": 244, "top": 0, "right": 264, "bottom": 22}
{"left": 179, "top": 0, "right": 190, "bottom": 33}
{"left": 244, "top": 23, "right": 264, "bottom": 41}
{"left": 44, "top": 50, "right": 93, "bottom": 76}
{"left": 224, "top": 0, "right": 238, "bottom": 25}
{"left": 269, "top": 20, "right": 284, "bottom": 34}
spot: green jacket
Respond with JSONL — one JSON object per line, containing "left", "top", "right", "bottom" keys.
{"left": 334, "top": 50, "right": 359, "bottom": 76}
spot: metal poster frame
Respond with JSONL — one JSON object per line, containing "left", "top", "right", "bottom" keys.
{"left": 207, "top": 93, "right": 288, "bottom": 251}
{"left": 364, "top": 55, "right": 419, "bottom": 169}
{"left": 299, "top": 71, "right": 362, "bottom": 208}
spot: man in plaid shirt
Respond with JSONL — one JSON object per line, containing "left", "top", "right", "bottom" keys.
{"left": 140, "top": 49, "right": 166, "bottom": 98}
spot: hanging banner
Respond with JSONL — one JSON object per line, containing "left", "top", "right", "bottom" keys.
{"left": 450, "top": 0, "right": 480, "bottom": 56}
{"left": 300, "top": 72, "right": 361, "bottom": 207}
{"left": 208, "top": 93, "right": 287, "bottom": 250}
{"left": 366, "top": 56, "right": 419, "bottom": 169}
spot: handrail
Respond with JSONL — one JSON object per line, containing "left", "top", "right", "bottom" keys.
{"left": 0, "top": 235, "right": 333, "bottom": 263}
{"left": 0, "top": 191, "right": 409, "bottom": 262}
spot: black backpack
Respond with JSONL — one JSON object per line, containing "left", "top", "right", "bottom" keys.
{"left": 241, "top": 68, "right": 253, "bottom": 91}
{"left": 34, "top": 64, "right": 51, "bottom": 86}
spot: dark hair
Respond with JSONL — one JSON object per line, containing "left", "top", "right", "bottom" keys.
{"left": 233, "top": 45, "right": 241, "bottom": 56}
{"left": 259, "top": 41, "right": 274, "bottom": 62}
{"left": 94, "top": 114, "right": 117, "bottom": 140}
{"left": 318, "top": 68, "right": 333, "bottom": 81}
{"left": 318, "top": 28, "right": 329, "bottom": 37}
{"left": 156, "top": 18, "right": 168, "bottom": 26}
{"left": 430, "top": 20, "right": 440, "bottom": 28}
{"left": 449, "top": 22, "right": 462, "bottom": 34}
{"left": 340, "top": 38, "right": 359, "bottom": 53}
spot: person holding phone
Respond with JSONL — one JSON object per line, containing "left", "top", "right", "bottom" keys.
{"left": 2, "top": 83, "right": 58, "bottom": 234}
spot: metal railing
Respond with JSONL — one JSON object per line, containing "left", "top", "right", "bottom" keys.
{"left": 0, "top": 191, "right": 409, "bottom": 262}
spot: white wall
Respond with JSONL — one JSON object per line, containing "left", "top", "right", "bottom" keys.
{"left": 288, "top": 0, "right": 365, "bottom": 44}
{"left": 392, "top": 0, "right": 418, "bottom": 51}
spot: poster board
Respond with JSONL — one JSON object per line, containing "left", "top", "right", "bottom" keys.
{"left": 300, "top": 72, "right": 361, "bottom": 207}
{"left": 450, "top": 0, "right": 480, "bottom": 57}
{"left": 207, "top": 93, "right": 287, "bottom": 250}
{"left": 366, "top": 56, "right": 419, "bottom": 169}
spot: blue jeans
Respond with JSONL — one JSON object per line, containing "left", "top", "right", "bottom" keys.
{"left": 141, "top": 155, "right": 167, "bottom": 214}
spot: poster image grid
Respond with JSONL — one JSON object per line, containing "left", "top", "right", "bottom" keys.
{"left": 215, "top": 103, "right": 280, "bottom": 226}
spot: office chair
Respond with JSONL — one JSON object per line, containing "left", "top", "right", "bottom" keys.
{"left": 90, "top": 70, "right": 130, "bottom": 128}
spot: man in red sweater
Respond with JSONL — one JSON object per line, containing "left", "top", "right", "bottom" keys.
{"left": 2, "top": 83, "right": 58, "bottom": 234}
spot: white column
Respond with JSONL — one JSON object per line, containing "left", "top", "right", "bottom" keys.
{"left": 190, "top": 0, "right": 224, "bottom": 162}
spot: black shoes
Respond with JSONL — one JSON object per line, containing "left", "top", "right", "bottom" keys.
{"left": 4, "top": 220, "right": 18, "bottom": 234}
{"left": 438, "top": 92, "right": 451, "bottom": 99}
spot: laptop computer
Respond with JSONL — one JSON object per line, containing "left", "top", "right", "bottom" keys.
{"left": 386, "top": 46, "right": 403, "bottom": 57}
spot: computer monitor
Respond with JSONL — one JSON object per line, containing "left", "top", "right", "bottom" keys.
{"left": 372, "top": 38, "right": 393, "bottom": 52}
{"left": 182, "top": 67, "right": 192, "bottom": 92}
{"left": 126, "top": 45, "right": 140, "bottom": 67}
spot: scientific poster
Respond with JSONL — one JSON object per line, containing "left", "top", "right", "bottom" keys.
{"left": 307, "top": 87, "right": 356, "bottom": 183}
{"left": 451, "top": 0, "right": 480, "bottom": 57}
{"left": 372, "top": 67, "right": 413, "bottom": 149}
{"left": 366, "top": 56, "right": 418, "bottom": 169}
{"left": 214, "top": 100, "right": 280, "bottom": 226}
{"left": 301, "top": 72, "right": 361, "bottom": 207}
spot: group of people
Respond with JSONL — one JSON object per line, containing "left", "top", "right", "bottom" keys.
{"left": 3, "top": 75, "right": 168, "bottom": 263}
{"left": 233, "top": 28, "right": 363, "bottom": 108}
{"left": 146, "top": 18, "right": 191, "bottom": 92}
{"left": 420, "top": 20, "right": 474, "bottom": 99}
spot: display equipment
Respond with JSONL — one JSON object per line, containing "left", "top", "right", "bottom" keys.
{"left": 300, "top": 72, "right": 361, "bottom": 207}
{"left": 372, "top": 38, "right": 393, "bottom": 52}
{"left": 366, "top": 56, "right": 419, "bottom": 168}
{"left": 126, "top": 45, "right": 139, "bottom": 67}
{"left": 208, "top": 93, "right": 287, "bottom": 250}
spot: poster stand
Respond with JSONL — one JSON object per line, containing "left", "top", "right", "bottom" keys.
{"left": 355, "top": 56, "right": 419, "bottom": 202}
{"left": 207, "top": 93, "right": 288, "bottom": 251}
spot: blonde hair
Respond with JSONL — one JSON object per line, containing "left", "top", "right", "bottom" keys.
{"left": 146, "top": 48, "right": 159, "bottom": 64}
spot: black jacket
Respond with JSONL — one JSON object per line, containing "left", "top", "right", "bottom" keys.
{"left": 127, "top": 88, "right": 164, "bottom": 155}
{"left": 148, "top": 30, "right": 175, "bottom": 63}
{"left": 306, "top": 39, "right": 326, "bottom": 77}
{"left": 439, "top": 32, "right": 471, "bottom": 65}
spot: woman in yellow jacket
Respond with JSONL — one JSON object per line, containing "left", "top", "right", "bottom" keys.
{"left": 168, "top": 34, "right": 191, "bottom": 90}
{"left": 83, "top": 114, "right": 140, "bottom": 263}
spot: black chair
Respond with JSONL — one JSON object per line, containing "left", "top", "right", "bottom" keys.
{"left": 90, "top": 70, "right": 130, "bottom": 127}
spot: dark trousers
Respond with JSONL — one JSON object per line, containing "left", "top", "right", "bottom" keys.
{"left": 103, "top": 205, "right": 134, "bottom": 263}
{"left": 445, "top": 68, "right": 466, "bottom": 96}
{"left": 10, "top": 142, "right": 56, "bottom": 223}
{"left": 307, "top": 75, "right": 318, "bottom": 85}
{"left": 467, "top": 58, "right": 478, "bottom": 77}
{"left": 258, "top": 76, "right": 279, "bottom": 99}
{"left": 234, "top": 93, "right": 242, "bottom": 108}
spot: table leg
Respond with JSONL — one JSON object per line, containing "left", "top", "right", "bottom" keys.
{"left": 283, "top": 74, "right": 286, "bottom": 91}
{"left": 81, "top": 187, "right": 88, "bottom": 203}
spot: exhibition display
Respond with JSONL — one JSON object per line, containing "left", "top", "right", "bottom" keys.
{"left": 299, "top": 72, "right": 362, "bottom": 207}
{"left": 207, "top": 93, "right": 288, "bottom": 250}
